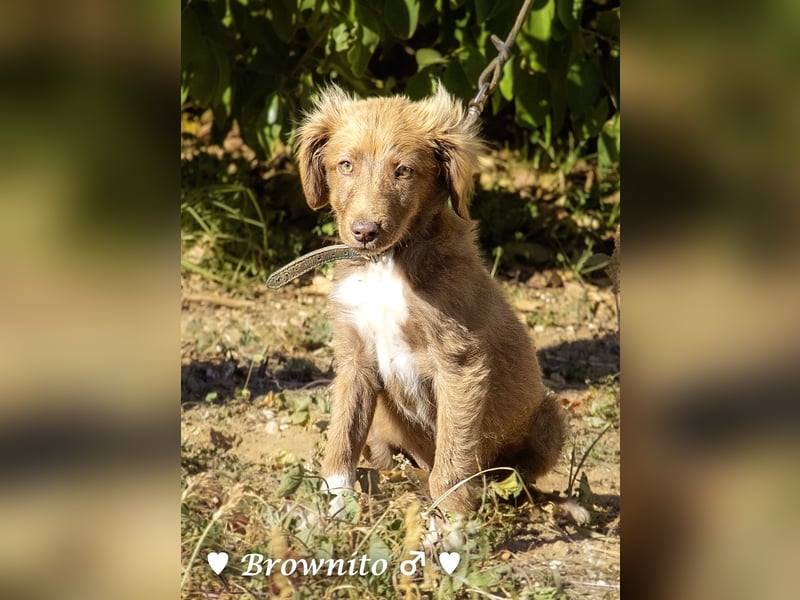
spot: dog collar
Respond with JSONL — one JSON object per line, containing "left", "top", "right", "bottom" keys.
{"left": 266, "top": 244, "right": 390, "bottom": 288}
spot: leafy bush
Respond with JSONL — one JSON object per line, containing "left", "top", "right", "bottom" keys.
{"left": 182, "top": 0, "right": 618, "bottom": 159}
{"left": 181, "top": 0, "right": 620, "bottom": 282}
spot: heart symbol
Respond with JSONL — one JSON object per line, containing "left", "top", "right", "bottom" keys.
{"left": 207, "top": 552, "right": 229, "bottom": 575}
{"left": 438, "top": 551, "right": 461, "bottom": 575}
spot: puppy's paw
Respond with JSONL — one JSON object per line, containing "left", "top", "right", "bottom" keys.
{"left": 322, "top": 473, "right": 355, "bottom": 519}
{"left": 553, "top": 497, "right": 591, "bottom": 526}
{"left": 422, "top": 514, "right": 442, "bottom": 551}
{"left": 422, "top": 512, "right": 465, "bottom": 552}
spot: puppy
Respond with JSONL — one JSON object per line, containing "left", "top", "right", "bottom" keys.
{"left": 295, "top": 85, "right": 565, "bottom": 515}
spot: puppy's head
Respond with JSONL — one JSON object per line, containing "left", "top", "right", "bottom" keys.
{"left": 294, "top": 84, "right": 483, "bottom": 254}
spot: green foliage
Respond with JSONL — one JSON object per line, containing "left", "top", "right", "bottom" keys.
{"left": 181, "top": 0, "right": 620, "bottom": 280}
{"left": 180, "top": 180, "right": 311, "bottom": 284}
{"left": 181, "top": 0, "right": 619, "bottom": 160}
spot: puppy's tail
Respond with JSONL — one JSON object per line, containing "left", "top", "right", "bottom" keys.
{"left": 524, "top": 391, "right": 567, "bottom": 481}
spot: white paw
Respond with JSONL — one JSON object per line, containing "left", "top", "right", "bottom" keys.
{"left": 323, "top": 473, "right": 353, "bottom": 518}
{"left": 422, "top": 515, "right": 442, "bottom": 550}
{"left": 328, "top": 492, "right": 346, "bottom": 517}
{"left": 423, "top": 514, "right": 465, "bottom": 551}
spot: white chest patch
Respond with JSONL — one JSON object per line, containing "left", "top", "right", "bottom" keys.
{"left": 332, "top": 257, "right": 426, "bottom": 412}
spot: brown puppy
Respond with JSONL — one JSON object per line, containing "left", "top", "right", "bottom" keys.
{"left": 296, "top": 85, "right": 565, "bottom": 515}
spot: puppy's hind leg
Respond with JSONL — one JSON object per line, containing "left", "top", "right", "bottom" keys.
{"left": 362, "top": 398, "right": 398, "bottom": 470}
{"left": 362, "top": 396, "right": 435, "bottom": 471}
{"left": 522, "top": 391, "right": 567, "bottom": 482}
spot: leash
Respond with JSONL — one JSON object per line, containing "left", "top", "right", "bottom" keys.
{"left": 465, "top": 0, "right": 535, "bottom": 126}
{"left": 267, "top": 0, "right": 534, "bottom": 288}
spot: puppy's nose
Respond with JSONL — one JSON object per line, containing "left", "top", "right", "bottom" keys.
{"left": 351, "top": 220, "right": 379, "bottom": 243}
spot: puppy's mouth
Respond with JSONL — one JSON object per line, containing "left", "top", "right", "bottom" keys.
{"left": 349, "top": 241, "right": 393, "bottom": 256}
{"left": 343, "top": 220, "right": 400, "bottom": 256}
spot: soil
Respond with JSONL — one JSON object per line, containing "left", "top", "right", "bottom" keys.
{"left": 181, "top": 266, "right": 620, "bottom": 598}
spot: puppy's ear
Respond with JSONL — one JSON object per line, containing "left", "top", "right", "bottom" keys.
{"left": 423, "top": 85, "right": 484, "bottom": 220}
{"left": 294, "top": 86, "right": 350, "bottom": 210}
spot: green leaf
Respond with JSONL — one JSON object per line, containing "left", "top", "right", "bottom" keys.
{"left": 415, "top": 48, "right": 447, "bottom": 69}
{"left": 367, "top": 537, "right": 392, "bottom": 564}
{"left": 594, "top": 7, "right": 620, "bottom": 42}
{"left": 268, "top": 0, "right": 295, "bottom": 43}
{"left": 577, "top": 471, "right": 594, "bottom": 505}
{"left": 221, "top": 1, "right": 233, "bottom": 28}
{"left": 526, "top": 0, "right": 555, "bottom": 42}
{"left": 276, "top": 462, "right": 305, "bottom": 497}
{"left": 442, "top": 59, "right": 472, "bottom": 103}
{"left": 356, "top": 0, "right": 383, "bottom": 43}
{"left": 361, "top": 23, "right": 381, "bottom": 52}
{"left": 180, "top": 7, "right": 202, "bottom": 65}
{"left": 291, "top": 410, "right": 309, "bottom": 425}
{"left": 489, "top": 471, "right": 524, "bottom": 500}
{"left": 340, "top": 492, "right": 361, "bottom": 523}
{"left": 187, "top": 36, "right": 231, "bottom": 109}
{"left": 346, "top": 23, "right": 380, "bottom": 77}
{"left": 316, "top": 540, "right": 334, "bottom": 560}
{"left": 474, "top": 0, "right": 497, "bottom": 24}
{"left": 265, "top": 93, "right": 280, "bottom": 125}
{"left": 598, "top": 113, "right": 620, "bottom": 174}
{"left": 441, "top": 45, "right": 485, "bottom": 102}
{"left": 515, "top": 73, "right": 549, "bottom": 129}
{"left": 384, "top": 0, "right": 420, "bottom": 40}
{"left": 498, "top": 59, "right": 515, "bottom": 101}
{"left": 572, "top": 0, "right": 584, "bottom": 22}
{"left": 405, "top": 69, "right": 437, "bottom": 99}
{"left": 566, "top": 60, "right": 601, "bottom": 117}
{"left": 294, "top": 395, "right": 312, "bottom": 412}
{"left": 555, "top": 0, "right": 579, "bottom": 32}
{"left": 331, "top": 22, "right": 350, "bottom": 52}
{"left": 221, "top": 85, "right": 233, "bottom": 117}
{"left": 581, "top": 97, "right": 609, "bottom": 139}
{"left": 458, "top": 44, "right": 487, "bottom": 84}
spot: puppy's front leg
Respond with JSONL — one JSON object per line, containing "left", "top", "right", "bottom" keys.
{"left": 429, "top": 364, "right": 488, "bottom": 515}
{"left": 321, "top": 356, "right": 379, "bottom": 514}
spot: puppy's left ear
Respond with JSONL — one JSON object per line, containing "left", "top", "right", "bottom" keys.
{"left": 294, "top": 86, "right": 351, "bottom": 210}
{"left": 424, "top": 86, "right": 484, "bottom": 220}
{"left": 434, "top": 135, "right": 481, "bottom": 220}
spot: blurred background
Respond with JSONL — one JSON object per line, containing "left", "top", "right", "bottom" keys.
{"left": 0, "top": 1, "right": 177, "bottom": 599}
{"left": 624, "top": 1, "right": 800, "bottom": 599}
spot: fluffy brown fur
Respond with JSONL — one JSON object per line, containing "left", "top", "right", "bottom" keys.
{"left": 295, "top": 85, "right": 565, "bottom": 515}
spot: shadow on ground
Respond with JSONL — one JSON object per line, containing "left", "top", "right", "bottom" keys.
{"left": 181, "top": 332, "right": 619, "bottom": 406}
{"left": 181, "top": 354, "right": 330, "bottom": 406}
{"left": 538, "top": 333, "right": 620, "bottom": 386}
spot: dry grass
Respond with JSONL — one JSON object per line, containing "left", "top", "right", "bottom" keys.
{"left": 181, "top": 273, "right": 619, "bottom": 599}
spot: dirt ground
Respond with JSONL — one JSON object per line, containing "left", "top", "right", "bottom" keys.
{"left": 181, "top": 266, "right": 620, "bottom": 598}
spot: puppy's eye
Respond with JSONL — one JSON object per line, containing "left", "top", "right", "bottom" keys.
{"left": 395, "top": 165, "right": 413, "bottom": 178}
{"left": 338, "top": 161, "right": 354, "bottom": 175}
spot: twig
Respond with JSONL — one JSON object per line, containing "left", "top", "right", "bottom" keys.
{"left": 181, "top": 518, "right": 219, "bottom": 590}
{"left": 426, "top": 466, "right": 534, "bottom": 516}
{"left": 565, "top": 423, "right": 611, "bottom": 496}
{"left": 182, "top": 293, "right": 255, "bottom": 308}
